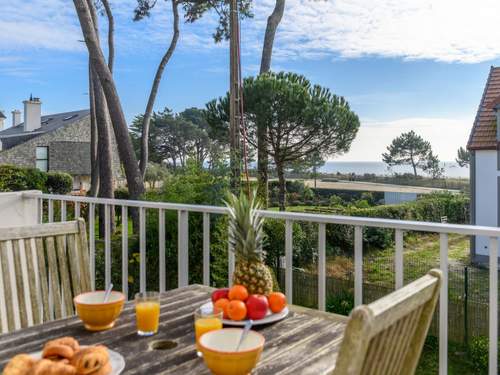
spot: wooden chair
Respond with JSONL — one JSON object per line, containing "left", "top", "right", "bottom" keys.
{"left": 0, "top": 219, "right": 91, "bottom": 333}
{"left": 333, "top": 269, "right": 442, "bottom": 375}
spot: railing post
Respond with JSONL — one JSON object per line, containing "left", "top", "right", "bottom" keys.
{"left": 318, "top": 223, "right": 326, "bottom": 311}
{"left": 88, "top": 202, "right": 95, "bottom": 290}
{"left": 159, "top": 209, "right": 166, "bottom": 293}
{"left": 74, "top": 201, "right": 80, "bottom": 219}
{"left": 203, "top": 213, "right": 210, "bottom": 286}
{"left": 104, "top": 204, "right": 111, "bottom": 289}
{"left": 489, "top": 237, "right": 498, "bottom": 375}
{"left": 439, "top": 233, "right": 448, "bottom": 375}
{"left": 285, "top": 220, "right": 293, "bottom": 304}
{"left": 61, "top": 200, "right": 67, "bottom": 222}
{"left": 121, "top": 206, "right": 128, "bottom": 299}
{"left": 38, "top": 198, "right": 43, "bottom": 224}
{"left": 178, "top": 210, "right": 189, "bottom": 287}
{"left": 354, "top": 226, "right": 363, "bottom": 306}
{"left": 228, "top": 224, "right": 235, "bottom": 287}
{"left": 395, "top": 229, "right": 404, "bottom": 289}
{"left": 139, "top": 207, "right": 146, "bottom": 293}
{"left": 48, "top": 200, "right": 54, "bottom": 223}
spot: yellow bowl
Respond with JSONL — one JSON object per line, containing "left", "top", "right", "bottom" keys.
{"left": 199, "top": 328, "right": 265, "bottom": 375}
{"left": 74, "top": 291, "right": 125, "bottom": 331}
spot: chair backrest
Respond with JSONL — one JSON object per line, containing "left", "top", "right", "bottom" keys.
{"left": 333, "top": 269, "right": 442, "bottom": 375}
{"left": 0, "top": 219, "right": 91, "bottom": 333}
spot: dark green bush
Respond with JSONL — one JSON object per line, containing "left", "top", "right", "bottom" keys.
{"left": 469, "top": 336, "right": 492, "bottom": 374}
{"left": 0, "top": 165, "right": 47, "bottom": 192}
{"left": 326, "top": 289, "right": 354, "bottom": 316}
{"left": 113, "top": 187, "right": 130, "bottom": 200}
{"left": 95, "top": 165, "right": 231, "bottom": 296}
{"left": 46, "top": 172, "right": 73, "bottom": 194}
{"left": 24, "top": 167, "right": 48, "bottom": 190}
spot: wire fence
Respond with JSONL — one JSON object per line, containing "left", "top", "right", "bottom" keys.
{"left": 279, "top": 259, "right": 495, "bottom": 346}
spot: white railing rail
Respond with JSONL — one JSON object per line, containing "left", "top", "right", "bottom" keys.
{"left": 22, "top": 191, "right": 500, "bottom": 375}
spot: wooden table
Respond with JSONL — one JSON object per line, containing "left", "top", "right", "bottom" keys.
{"left": 0, "top": 285, "right": 347, "bottom": 374}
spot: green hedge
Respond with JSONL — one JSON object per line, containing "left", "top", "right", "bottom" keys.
{"left": 297, "top": 192, "right": 470, "bottom": 251}
{"left": 0, "top": 165, "right": 72, "bottom": 194}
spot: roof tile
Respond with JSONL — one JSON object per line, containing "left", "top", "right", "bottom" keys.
{"left": 468, "top": 66, "right": 500, "bottom": 150}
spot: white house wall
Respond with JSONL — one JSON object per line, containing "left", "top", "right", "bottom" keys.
{"left": 474, "top": 150, "right": 500, "bottom": 256}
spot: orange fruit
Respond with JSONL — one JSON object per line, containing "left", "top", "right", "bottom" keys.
{"left": 214, "top": 298, "right": 230, "bottom": 319}
{"left": 227, "top": 300, "right": 247, "bottom": 321}
{"left": 268, "top": 292, "right": 287, "bottom": 313}
{"left": 228, "top": 285, "right": 249, "bottom": 302}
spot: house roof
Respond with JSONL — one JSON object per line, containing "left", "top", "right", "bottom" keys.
{"left": 0, "top": 109, "right": 89, "bottom": 150}
{"left": 0, "top": 111, "right": 5, "bottom": 119}
{"left": 468, "top": 66, "right": 500, "bottom": 150}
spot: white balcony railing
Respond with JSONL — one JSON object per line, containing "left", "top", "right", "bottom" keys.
{"left": 18, "top": 191, "right": 500, "bottom": 375}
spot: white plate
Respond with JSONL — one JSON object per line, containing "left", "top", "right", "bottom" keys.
{"left": 30, "top": 346, "right": 125, "bottom": 375}
{"left": 200, "top": 301, "right": 289, "bottom": 326}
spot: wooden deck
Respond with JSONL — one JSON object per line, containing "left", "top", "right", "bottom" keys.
{"left": 0, "top": 284, "right": 348, "bottom": 374}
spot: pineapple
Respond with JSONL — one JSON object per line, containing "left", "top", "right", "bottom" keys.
{"left": 225, "top": 190, "right": 275, "bottom": 295}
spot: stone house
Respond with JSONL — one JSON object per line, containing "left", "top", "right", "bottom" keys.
{"left": 0, "top": 97, "right": 121, "bottom": 190}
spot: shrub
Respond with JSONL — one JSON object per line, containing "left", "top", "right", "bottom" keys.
{"left": 113, "top": 187, "right": 130, "bottom": 200}
{"left": 0, "top": 165, "right": 47, "bottom": 192}
{"left": 469, "top": 336, "right": 494, "bottom": 373}
{"left": 46, "top": 172, "right": 73, "bottom": 194}
{"left": 326, "top": 289, "right": 354, "bottom": 316}
{"left": 24, "top": 167, "right": 48, "bottom": 191}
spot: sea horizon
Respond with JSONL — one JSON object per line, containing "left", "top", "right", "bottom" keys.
{"left": 320, "top": 161, "right": 469, "bottom": 179}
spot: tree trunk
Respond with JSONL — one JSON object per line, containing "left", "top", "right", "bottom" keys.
{"left": 87, "top": 0, "right": 115, "bottom": 236}
{"left": 256, "top": 120, "right": 268, "bottom": 207}
{"left": 257, "top": 0, "right": 285, "bottom": 206}
{"left": 93, "top": 70, "right": 115, "bottom": 237}
{"left": 229, "top": 0, "right": 241, "bottom": 194}
{"left": 89, "top": 62, "right": 99, "bottom": 197}
{"left": 276, "top": 162, "right": 286, "bottom": 211}
{"left": 73, "top": 0, "right": 144, "bottom": 201}
{"left": 410, "top": 158, "right": 417, "bottom": 177}
{"left": 101, "top": 0, "right": 114, "bottom": 72}
{"left": 259, "top": 0, "right": 285, "bottom": 74}
{"left": 139, "top": 0, "right": 180, "bottom": 178}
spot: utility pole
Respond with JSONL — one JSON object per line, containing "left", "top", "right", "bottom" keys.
{"left": 229, "top": 0, "right": 241, "bottom": 194}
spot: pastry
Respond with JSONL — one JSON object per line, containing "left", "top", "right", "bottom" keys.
{"left": 31, "top": 359, "right": 77, "bottom": 375}
{"left": 42, "top": 337, "right": 80, "bottom": 360}
{"left": 2, "top": 354, "right": 36, "bottom": 375}
{"left": 70, "top": 346, "right": 109, "bottom": 375}
{"left": 86, "top": 361, "right": 112, "bottom": 375}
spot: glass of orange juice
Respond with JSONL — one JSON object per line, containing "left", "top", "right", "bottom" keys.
{"left": 135, "top": 292, "right": 160, "bottom": 336}
{"left": 194, "top": 306, "right": 223, "bottom": 352}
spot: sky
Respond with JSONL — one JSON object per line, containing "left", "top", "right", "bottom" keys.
{"left": 1, "top": 0, "right": 500, "bottom": 162}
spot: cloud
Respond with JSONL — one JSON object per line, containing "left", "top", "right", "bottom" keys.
{"left": 0, "top": 0, "right": 83, "bottom": 52}
{"left": 263, "top": 0, "right": 500, "bottom": 63}
{"left": 3, "top": 0, "right": 500, "bottom": 64}
{"left": 334, "top": 117, "right": 473, "bottom": 161}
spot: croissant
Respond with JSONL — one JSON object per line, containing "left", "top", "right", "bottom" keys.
{"left": 85, "top": 362, "right": 111, "bottom": 375}
{"left": 31, "top": 359, "right": 76, "bottom": 375}
{"left": 2, "top": 354, "right": 36, "bottom": 375}
{"left": 42, "top": 337, "right": 80, "bottom": 360}
{"left": 70, "top": 346, "right": 109, "bottom": 375}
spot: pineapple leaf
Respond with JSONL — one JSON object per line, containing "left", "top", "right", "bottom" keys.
{"left": 224, "top": 189, "right": 266, "bottom": 263}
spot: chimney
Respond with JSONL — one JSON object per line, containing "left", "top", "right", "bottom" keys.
{"left": 23, "top": 96, "right": 42, "bottom": 132}
{"left": 11, "top": 109, "right": 21, "bottom": 127}
{"left": 0, "top": 111, "right": 5, "bottom": 130}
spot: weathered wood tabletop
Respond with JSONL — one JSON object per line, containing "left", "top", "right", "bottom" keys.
{"left": 0, "top": 284, "right": 347, "bottom": 374}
